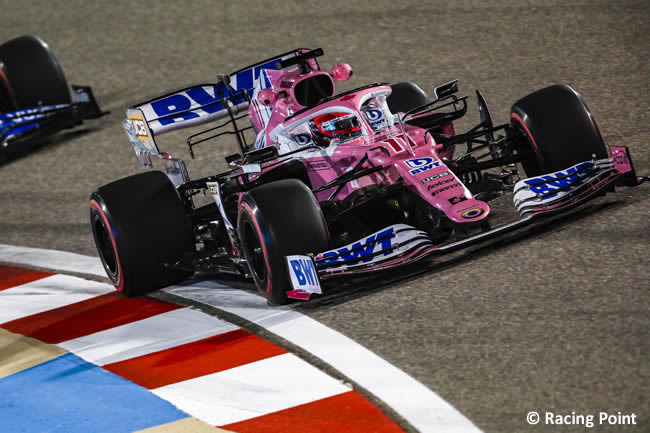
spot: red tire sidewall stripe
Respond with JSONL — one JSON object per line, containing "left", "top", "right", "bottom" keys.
{"left": 239, "top": 201, "right": 273, "bottom": 297}
{"left": 90, "top": 199, "right": 125, "bottom": 292}
{"left": 511, "top": 113, "right": 545, "bottom": 170}
{"left": 0, "top": 67, "right": 18, "bottom": 108}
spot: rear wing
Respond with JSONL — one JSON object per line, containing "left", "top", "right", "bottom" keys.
{"left": 124, "top": 48, "right": 318, "bottom": 163}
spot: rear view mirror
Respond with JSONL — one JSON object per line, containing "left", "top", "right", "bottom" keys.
{"left": 434, "top": 80, "right": 459, "bottom": 100}
{"left": 331, "top": 63, "right": 353, "bottom": 81}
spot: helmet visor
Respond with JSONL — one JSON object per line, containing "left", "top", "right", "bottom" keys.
{"left": 312, "top": 112, "right": 361, "bottom": 140}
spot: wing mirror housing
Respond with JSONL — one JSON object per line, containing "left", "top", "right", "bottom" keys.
{"left": 331, "top": 63, "right": 353, "bottom": 81}
{"left": 433, "top": 79, "right": 459, "bottom": 100}
{"left": 257, "top": 88, "right": 278, "bottom": 106}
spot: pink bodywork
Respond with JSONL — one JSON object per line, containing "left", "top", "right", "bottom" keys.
{"left": 246, "top": 67, "right": 491, "bottom": 225}
{"left": 610, "top": 146, "right": 634, "bottom": 175}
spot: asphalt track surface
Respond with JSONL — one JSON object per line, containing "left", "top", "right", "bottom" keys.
{"left": 1, "top": 1, "right": 648, "bottom": 432}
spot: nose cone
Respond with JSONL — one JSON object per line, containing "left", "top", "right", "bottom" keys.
{"left": 447, "top": 199, "right": 491, "bottom": 224}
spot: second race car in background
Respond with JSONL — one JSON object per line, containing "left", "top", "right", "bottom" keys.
{"left": 0, "top": 35, "right": 106, "bottom": 157}
{"left": 90, "top": 48, "right": 646, "bottom": 304}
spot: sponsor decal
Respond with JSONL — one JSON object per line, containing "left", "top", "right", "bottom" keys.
{"left": 404, "top": 157, "right": 441, "bottom": 175}
{"left": 317, "top": 227, "right": 396, "bottom": 266}
{"left": 426, "top": 177, "right": 455, "bottom": 191}
{"left": 523, "top": 162, "right": 592, "bottom": 200}
{"left": 128, "top": 115, "right": 150, "bottom": 141}
{"left": 613, "top": 152, "right": 627, "bottom": 165}
{"left": 280, "top": 80, "right": 293, "bottom": 89}
{"left": 449, "top": 194, "right": 467, "bottom": 205}
{"left": 365, "top": 109, "right": 382, "bottom": 121}
{"left": 365, "top": 109, "right": 387, "bottom": 131}
{"left": 288, "top": 257, "right": 319, "bottom": 287}
{"left": 305, "top": 159, "right": 329, "bottom": 171}
{"left": 151, "top": 87, "right": 226, "bottom": 126}
{"left": 430, "top": 183, "right": 461, "bottom": 196}
{"left": 294, "top": 133, "right": 313, "bottom": 146}
{"left": 126, "top": 112, "right": 155, "bottom": 151}
{"left": 148, "top": 57, "right": 282, "bottom": 128}
{"left": 421, "top": 171, "right": 449, "bottom": 184}
{"left": 460, "top": 207, "right": 484, "bottom": 219}
{"left": 206, "top": 182, "right": 220, "bottom": 197}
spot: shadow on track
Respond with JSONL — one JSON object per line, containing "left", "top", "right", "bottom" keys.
{"left": 0, "top": 129, "right": 91, "bottom": 167}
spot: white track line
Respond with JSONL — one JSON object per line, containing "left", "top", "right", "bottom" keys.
{"left": 0, "top": 274, "right": 113, "bottom": 323}
{"left": 153, "top": 353, "right": 351, "bottom": 426}
{"left": 0, "top": 244, "right": 106, "bottom": 277}
{"left": 0, "top": 244, "right": 482, "bottom": 433}
{"left": 59, "top": 307, "right": 236, "bottom": 366}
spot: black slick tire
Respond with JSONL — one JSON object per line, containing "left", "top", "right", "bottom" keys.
{"left": 238, "top": 179, "right": 329, "bottom": 304}
{"left": 89, "top": 171, "right": 194, "bottom": 296}
{"left": 387, "top": 81, "right": 430, "bottom": 113}
{"left": 0, "top": 35, "right": 71, "bottom": 109}
{"left": 511, "top": 84, "right": 608, "bottom": 176}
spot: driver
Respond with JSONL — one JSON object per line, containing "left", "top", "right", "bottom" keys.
{"left": 308, "top": 112, "right": 362, "bottom": 147}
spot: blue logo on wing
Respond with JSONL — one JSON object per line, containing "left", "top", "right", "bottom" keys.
{"left": 523, "top": 162, "right": 593, "bottom": 199}
{"left": 365, "top": 109, "right": 388, "bottom": 131}
{"left": 289, "top": 258, "right": 318, "bottom": 286}
{"left": 404, "top": 157, "right": 441, "bottom": 175}
{"left": 317, "top": 227, "right": 396, "bottom": 266}
{"left": 405, "top": 157, "right": 433, "bottom": 168}
{"left": 365, "top": 109, "right": 382, "bottom": 121}
{"left": 150, "top": 56, "right": 284, "bottom": 127}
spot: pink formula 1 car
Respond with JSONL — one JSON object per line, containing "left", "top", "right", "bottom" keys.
{"left": 90, "top": 48, "right": 645, "bottom": 303}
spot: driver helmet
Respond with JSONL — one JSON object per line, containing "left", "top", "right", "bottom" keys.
{"left": 309, "top": 112, "right": 362, "bottom": 146}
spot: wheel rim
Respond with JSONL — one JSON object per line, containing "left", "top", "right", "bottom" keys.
{"left": 92, "top": 212, "right": 118, "bottom": 280}
{"left": 241, "top": 220, "right": 267, "bottom": 284}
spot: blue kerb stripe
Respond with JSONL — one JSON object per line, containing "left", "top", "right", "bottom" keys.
{"left": 0, "top": 353, "right": 188, "bottom": 433}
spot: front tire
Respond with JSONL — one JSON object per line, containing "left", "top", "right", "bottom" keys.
{"left": 90, "top": 171, "right": 194, "bottom": 296}
{"left": 387, "top": 81, "right": 430, "bottom": 113}
{"left": 511, "top": 84, "right": 608, "bottom": 176}
{"left": 0, "top": 35, "right": 71, "bottom": 109}
{"left": 238, "top": 179, "right": 329, "bottom": 304}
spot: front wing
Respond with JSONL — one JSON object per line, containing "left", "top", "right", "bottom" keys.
{"left": 285, "top": 147, "right": 645, "bottom": 300}
{"left": 1, "top": 85, "right": 106, "bottom": 153}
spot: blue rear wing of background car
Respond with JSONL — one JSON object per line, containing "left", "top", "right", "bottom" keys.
{"left": 129, "top": 48, "right": 317, "bottom": 138}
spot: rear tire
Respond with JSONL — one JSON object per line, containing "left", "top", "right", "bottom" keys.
{"left": 0, "top": 35, "right": 71, "bottom": 109}
{"left": 238, "top": 179, "right": 329, "bottom": 304}
{"left": 511, "top": 84, "right": 608, "bottom": 176}
{"left": 89, "top": 171, "right": 194, "bottom": 296}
